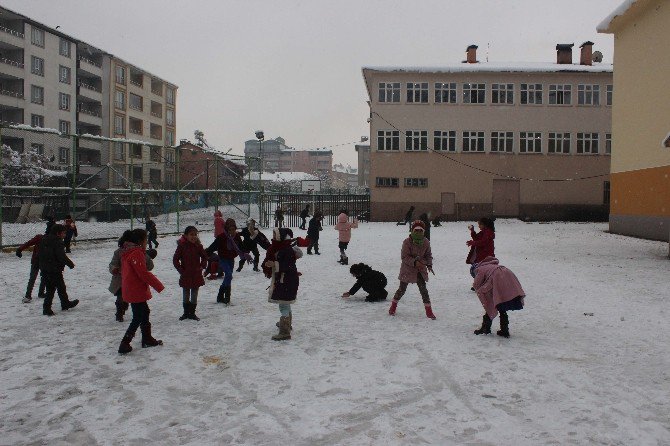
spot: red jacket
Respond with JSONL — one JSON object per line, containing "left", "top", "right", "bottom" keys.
{"left": 466, "top": 227, "right": 495, "bottom": 264}
{"left": 18, "top": 234, "right": 43, "bottom": 265}
{"left": 214, "top": 214, "right": 225, "bottom": 237}
{"left": 173, "top": 236, "right": 208, "bottom": 289}
{"left": 121, "top": 244, "right": 164, "bottom": 303}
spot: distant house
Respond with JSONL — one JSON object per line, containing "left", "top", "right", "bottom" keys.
{"left": 175, "top": 141, "right": 245, "bottom": 190}
{"left": 244, "top": 136, "right": 333, "bottom": 176}
{"left": 331, "top": 163, "right": 359, "bottom": 189}
{"left": 598, "top": 0, "right": 670, "bottom": 243}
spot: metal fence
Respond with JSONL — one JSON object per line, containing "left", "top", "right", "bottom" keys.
{"left": 259, "top": 192, "right": 370, "bottom": 228}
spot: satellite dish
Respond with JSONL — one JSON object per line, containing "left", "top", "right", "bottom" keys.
{"left": 592, "top": 51, "right": 603, "bottom": 63}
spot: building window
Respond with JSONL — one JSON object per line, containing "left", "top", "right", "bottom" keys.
{"left": 520, "top": 132, "right": 542, "bottom": 153}
{"left": 59, "top": 93, "right": 71, "bottom": 111}
{"left": 114, "top": 115, "right": 125, "bottom": 135}
{"left": 605, "top": 133, "right": 611, "bottom": 154}
{"left": 577, "top": 133, "right": 599, "bottom": 154}
{"left": 377, "top": 130, "right": 399, "bottom": 151}
{"left": 166, "top": 109, "right": 175, "bottom": 126}
{"left": 492, "top": 84, "right": 514, "bottom": 104}
{"left": 129, "top": 93, "right": 143, "bottom": 111}
{"left": 462, "top": 131, "right": 485, "bottom": 152}
{"left": 115, "top": 90, "right": 125, "bottom": 110}
{"left": 116, "top": 65, "right": 126, "bottom": 84}
{"left": 165, "top": 149, "right": 174, "bottom": 165}
{"left": 31, "top": 27, "right": 44, "bottom": 47}
{"left": 59, "top": 147, "right": 69, "bottom": 164}
{"left": 549, "top": 84, "right": 572, "bottom": 105}
{"left": 59, "top": 39, "right": 71, "bottom": 57}
{"left": 31, "top": 143, "right": 44, "bottom": 155}
{"left": 378, "top": 82, "right": 400, "bottom": 103}
{"left": 548, "top": 132, "right": 571, "bottom": 154}
{"left": 490, "top": 131, "right": 513, "bottom": 153}
{"left": 166, "top": 130, "right": 174, "bottom": 146}
{"left": 435, "top": 82, "right": 456, "bottom": 103}
{"left": 463, "top": 83, "right": 485, "bottom": 104}
{"left": 434, "top": 130, "right": 456, "bottom": 151}
{"left": 59, "top": 65, "right": 71, "bottom": 84}
{"left": 113, "top": 142, "right": 125, "bottom": 160}
{"left": 578, "top": 85, "right": 600, "bottom": 106}
{"left": 149, "top": 168, "right": 162, "bottom": 184}
{"left": 31, "top": 56, "right": 44, "bottom": 76}
{"left": 130, "top": 143, "right": 143, "bottom": 158}
{"left": 405, "top": 130, "right": 428, "bottom": 151}
{"left": 113, "top": 169, "right": 126, "bottom": 186}
{"left": 521, "top": 84, "right": 543, "bottom": 104}
{"left": 59, "top": 120, "right": 70, "bottom": 134}
{"left": 132, "top": 166, "right": 143, "bottom": 182}
{"left": 606, "top": 85, "right": 613, "bottom": 106}
{"left": 603, "top": 181, "right": 610, "bottom": 205}
{"left": 165, "top": 170, "right": 174, "bottom": 186}
{"left": 150, "top": 147, "right": 162, "bottom": 162}
{"left": 404, "top": 178, "right": 428, "bottom": 188}
{"left": 407, "top": 82, "right": 429, "bottom": 103}
{"left": 375, "top": 177, "right": 399, "bottom": 187}
{"left": 166, "top": 88, "right": 175, "bottom": 105}
{"left": 31, "top": 114, "right": 44, "bottom": 128}
{"left": 31, "top": 85, "right": 44, "bottom": 105}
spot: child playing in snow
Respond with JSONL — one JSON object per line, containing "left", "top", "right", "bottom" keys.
{"left": 204, "top": 252, "right": 221, "bottom": 280}
{"left": 117, "top": 228, "right": 165, "bottom": 354}
{"left": 39, "top": 224, "right": 78, "bottom": 316}
{"left": 388, "top": 220, "right": 437, "bottom": 320}
{"left": 237, "top": 218, "right": 270, "bottom": 272}
{"left": 342, "top": 263, "right": 388, "bottom": 302}
{"left": 16, "top": 233, "right": 46, "bottom": 303}
{"left": 63, "top": 215, "right": 78, "bottom": 253}
{"left": 472, "top": 256, "right": 525, "bottom": 338}
{"left": 146, "top": 216, "right": 159, "bottom": 249}
{"left": 466, "top": 217, "right": 496, "bottom": 280}
{"left": 206, "top": 218, "right": 252, "bottom": 305}
{"left": 306, "top": 211, "right": 323, "bottom": 255}
{"left": 173, "top": 226, "right": 209, "bottom": 321}
{"left": 334, "top": 211, "right": 358, "bottom": 265}
{"left": 213, "top": 210, "right": 225, "bottom": 237}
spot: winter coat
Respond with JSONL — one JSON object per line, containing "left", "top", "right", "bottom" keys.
{"left": 334, "top": 213, "right": 358, "bottom": 243}
{"left": 266, "top": 240, "right": 300, "bottom": 304}
{"left": 146, "top": 220, "right": 157, "bottom": 237}
{"left": 173, "top": 236, "right": 208, "bottom": 289}
{"left": 214, "top": 212, "right": 225, "bottom": 237}
{"left": 239, "top": 226, "right": 270, "bottom": 251}
{"left": 300, "top": 208, "right": 310, "bottom": 219}
{"left": 38, "top": 234, "right": 74, "bottom": 274}
{"left": 349, "top": 266, "right": 387, "bottom": 295}
{"left": 64, "top": 218, "right": 78, "bottom": 237}
{"left": 206, "top": 232, "right": 245, "bottom": 260}
{"left": 466, "top": 227, "right": 495, "bottom": 264}
{"left": 109, "top": 248, "right": 155, "bottom": 295}
{"left": 274, "top": 209, "right": 284, "bottom": 222}
{"left": 473, "top": 257, "right": 525, "bottom": 319}
{"left": 17, "top": 234, "right": 43, "bottom": 265}
{"left": 120, "top": 243, "right": 164, "bottom": 303}
{"left": 307, "top": 216, "right": 323, "bottom": 241}
{"left": 398, "top": 237, "right": 433, "bottom": 283}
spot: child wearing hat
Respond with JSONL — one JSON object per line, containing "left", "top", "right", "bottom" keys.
{"left": 206, "top": 218, "right": 251, "bottom": 305}
{"left": 388, "top": 220, "right": 436, "bottom": 320}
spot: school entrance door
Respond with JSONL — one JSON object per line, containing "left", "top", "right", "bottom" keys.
{"left": 492, "top": 180, "right": 520, "bottom": 217}
{"left": 441, "top": 192, "right": 456, "bottom": 219}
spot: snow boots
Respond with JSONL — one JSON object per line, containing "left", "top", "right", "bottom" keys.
{"left": 276, "top": 312, "right": 292, "bottom": 331}
{"left": 140, "top": 323, "right": 163, "bottom": 348}
{"left": 424, "top": 304, "right": 436, "bottom": 320}
{"left": 115, "top": 301, "right": 128, "bottom": 322}
{"left": 338, "top": 256, "right": 348, "bottom": 265}
{"left": 497, "top": 312, "right": 510, "bottom": 338}
{"left": 222, "top": 286, "right": 231, "bottom": 305}
{"left": 474, "top": 314, "right": 492, "bottom": 335}
{"left": 179, "top": 303, "right": 189, "bottom": 321}
{"left": 189, "top": 303, "right": 200, "bottom": 321}
{"left": 272, "top": 316, "right": 291, "bottom": 341}
{"left": 118, "top": 334, "right": 133, "bottom": 354}
{"left": 388, "top": 299, "right": 398, "bottom": 316}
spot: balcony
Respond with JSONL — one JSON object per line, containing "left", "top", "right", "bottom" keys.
{"left": 151, "top": 78, "right": 163, "bottom": 97}
{"left": 149, "top": 123, "right": 162, "bottom": 141}
{"left": 0, "top": 24, "right": 25, "bottom": 48}
{"left": 77, "top": 56, "right": 102, "bottom": 78}
{"left": 129, "top": 69, "right": 144, "bottom": 88}
{"left": 77, "top": 81, "right": 103, "bottom": 103}
{"left": 150, "top": 100, "right": 162, "bottom": 119}
{"left": 0, "top": 108, "right": 24, "bottom": 125}
{"left": 77, "top": 107, "right": 103, "bottom": 127}
{"left": 129, "top": 117, "right": 143, "bottom": 135}
{"left": 0, "top": 88, "right": 24, "bottom": 109}
{"left": 0, "top": 57, "right": 24, "bottom": 78}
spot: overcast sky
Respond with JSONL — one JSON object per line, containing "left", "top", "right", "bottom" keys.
{"left": 7, "top": 0, "right": 621, "bottom": 167}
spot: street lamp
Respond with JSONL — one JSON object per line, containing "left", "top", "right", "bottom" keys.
{"left": 255, "top": 130, "right": 264, "bottom": 185}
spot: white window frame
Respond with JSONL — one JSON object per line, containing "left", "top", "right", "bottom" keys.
{"left": 59, "top": 147, "right": 69, "bottom": 164}
{"left": 166, "top": 130, "right": 174, "bottom": 146}
{"left": 31, "top": 28, "right": 44, "bottom": 47}
{"left": 113, "top": 169, "right": 126, "bottom": 186}
{"left": 463, "top": 83, "right": 486, "bottom": 104}
{"left": 114, "top": 115, "right": 125, "bottom": 135}
{"left": 605, "top": 133, "right": 611, "bottom": 154}
{"left": 434, "top": 130, "right": 456, "bottom": 151}
{"left": 578, "top": 85, "right": 600, "bottom": 106}
{"left": 59, "top": 65, "right": 71, "bottom": 84}
{"left": 577, "top": 132, "right": 599, "bottom": 154}
{"left": 129, "top": 93, "right": 143, "bottom": 111}
{"left": 405, "top": 130, "right": 428, "bottom": 151}
{"left": 31, "top": 56, "right": 44, "bottom": 76}
{"left": 166, "top": 109, "right": 175, "bottom": 126}
{"left": 377, "top": 130, "right": 399, "bottom": 151}
{"left": 31, "top": 85, "right": 44, "bottom": 105}
{"left": 435, "top": 82, "right": 456, "bottom": 104}
{"left": 59, "top": 120, "right": 70, "bottom": 134}
{"left": 549, "top": 84, "right": 572, "bottom": 105}
{"left": 31, "top": 114, "right": 44, "bottom": 128}
{"left": 462, "top": 131, "right": 485, "bottom": 152}
{"left": 606, "top": 85, "right": 613, "bottom": 106}
{"left": 59, "top": 39, "right": 71, "bottom": 57}
{"left": 521, "top": 83, "right": 543, "bottom": 105}
{"left": 59, "top": 93, "right": 71, "bottom": 111}
{"left": 31, "top": 143, "right": 44, "bottom": 155}
{"left": 113, "top": 142, "right": 126, "bottom": 161}
{"left": 375, "top": 177, "right": 399, "bottom": 188}
{"left": 520, "top": 132, "right": 542, "bottom": 153}
{"left": 490, "top": 131, "right": 513, "bottom": 153}
{"left": 404, "top": 178, "right": 428, "bottom": 188}
{"left": 492, "top": 83, "right": 514, "bottom": 104}
{"left": 406, "top": 82, "right": 429, "bottom": 103}
{"left": 115, "top": 90, "right": 125, "bottom": 110}
{"left": 166, "top": 88, "right": 175, "bottom": 105}
{"left": 116, "top": 66, "right": 126, "bottom": 85}
{"left": 378, "top": 82, "right": 400, "bottom": 103}
{"left": 548, "top": 132, "right": 571, "bottom": 154}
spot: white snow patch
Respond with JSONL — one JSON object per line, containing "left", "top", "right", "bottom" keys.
{"left": 364, "top": 61, "right": 613, "bottom": 74}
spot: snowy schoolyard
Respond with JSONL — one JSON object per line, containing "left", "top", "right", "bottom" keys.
{"left": 1, "top": 220, "right": 669, "bottom": 445}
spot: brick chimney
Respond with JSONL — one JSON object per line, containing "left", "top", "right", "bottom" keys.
{"left": 556, "top": 43, "right": 574, "bottom": 64}
{"left": 465, "top": 45, "right": 478, "bottom": 64}
{"left": 580, "top": 41, "right": 594, "bottom": 66}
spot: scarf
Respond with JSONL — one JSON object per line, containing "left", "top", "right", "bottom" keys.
{"left": 410, "top": 232, "right": 424, "bottom": 246}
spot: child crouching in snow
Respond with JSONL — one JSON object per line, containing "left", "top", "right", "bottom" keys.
{"left": 204, "top": 252, "right": 220, "bottom": 280}
{"left": 472, "top": 256, "right": 525, "bottom": 338}
{"left": 334, "top": 211, "right": 358, "bottom": 265}
{"left": 173, "top": 226, "right": 208, "bottom": 321}
{"left": 388, "top": 220, "right": 436, "bottom": 320}
{"left": 342, "top": 263, "right": 388, "bottom": 302}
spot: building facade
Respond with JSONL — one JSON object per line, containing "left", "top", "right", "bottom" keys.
{"left": 598, "top": 0, "right": 670, "bottom": 243}
{"left": 244, "top": 136, "right": 333, "bottom": 176}
{"left": 355, "top": 143, "right": 370, "bottom": 187}
{"left": 175, "top": 141, "right": 245, "bottom": 190}
{"left": 362, "top": 43, "right": 612, "bottom": 222}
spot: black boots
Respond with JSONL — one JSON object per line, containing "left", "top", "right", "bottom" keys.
{"left": 179, "top": 303, "right": 189, "bottom": 321}
{"left": 61, "top": 299, "right": 79, "bottom": 311}
{"left": 474, "top": 314, "right": 492, "bottom": 335}
{"left": 115, "top": 301, "right": 128, "bottom": 322}
{"left": 216, "top": 287, "right": 225, "bottom": 303}
{"left": 236, "top": 260, "right": 244, "bottom": 272}
{"left": 217, "top": 286, "right": 231, "bottom": 305}
{"left": 118, "top": 334, "right": 133, "bottom": 354}
{"left": 141, "top": 323, "right": 163, "bottom": 348}
{"left": 497, "top": 312, "right": 510, "bottom": 338}
{"left": 338, "top": 256, "right": 348, "bottom": 265}
{"left": 189, "top": 303, "right": 200, "bottom": 321}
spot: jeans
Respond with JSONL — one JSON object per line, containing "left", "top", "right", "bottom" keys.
{"left": 279, "top": 303, "right": 291, "bottom": 317}
{"left": 126, "top": 302, "right": 150, "bottom": 337}
{"left": 182, "top": 288, "right": 199, "bottom": 305}
{"left": 469, "top": 263, "right": 479, "bottom": 278}
{"left": 219, "top": 258, "right": 234, "bottom": 287}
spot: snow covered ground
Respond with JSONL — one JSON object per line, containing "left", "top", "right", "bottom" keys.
{"left": 1, "top": 220, "right": 668, "bottom": 445}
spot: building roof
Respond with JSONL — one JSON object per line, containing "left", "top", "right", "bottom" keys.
{"left": 176, "top": 141, "right": 246, "bottom": 166}
{"left": 248, "top": 171, "right": 319, "bottom": 182}
{"left": 363, "top": 61, "right": 613, "bottom": 75}
{"left": 597, "top": 0, "right": 645, "bottom": 33}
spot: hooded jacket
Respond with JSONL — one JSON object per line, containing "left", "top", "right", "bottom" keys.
{"left": 466, "top": 227, "right": 495, "bottom": 264}
{"left": 398, "top": 236, "right": 432, "bottom": 283}
{"left": 349, "top": 265, "right": 387, "bottom": 295}
{"left": 18, "top": 234, "right": 43, "bottom": 265}
{"left": 109, "top": 248, "right": 155, "bottom": 295}
{"left": 473, "top": 256, "right": 525, "bottom": 318}
{"left": 334, "top": 213, "right": 358, "bottom": 243}
{"left": 38, "top": 234, "right": 74, "bottom": 274}
{"left": 121, "top": 242, "right": 164, "bottom": 303}
{"left": 173, "top": 235, "right": 208, "bottom": 289}
{"left": 307, "top": 215, "right": 323, "bottom": 240}
{"left": 213, "top": 211, "right": 225, "bottom": 237}
{"left": 264, "top": 228, "right": 300, "bottom": 304}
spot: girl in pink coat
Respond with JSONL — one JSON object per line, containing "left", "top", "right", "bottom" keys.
{"left": 472, "top": 256, "right": 525, "bottom": 338}
{"left": 334, "top": 211, "right": 358, "bottom": 265}
{"left": 213, "top": 210, "right": 225, "bottom": 237}
{"left": 388, "top": 220, "right": 436, "bottom": 320}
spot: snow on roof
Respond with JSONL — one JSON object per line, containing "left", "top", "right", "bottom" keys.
{"left": 248, "top": 171, "right": 319, "bottom": 182}
{"left": 363, "top": 61, "right": 613, "bottom": 74}
{"left": 597, "top": 0, "right": 640, "bottom": 33}
{"left": 333, "top": 164, "right": 357, "bottom": 174}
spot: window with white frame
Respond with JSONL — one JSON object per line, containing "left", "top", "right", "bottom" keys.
{"left": 116, "top": 65, "right": 126, "bottom": 84}
{"left": 114, "top": 115, "right": 125, "bottom": 135}
{"left": 463, "top": 83, "right": 485, "bottom": 104}
{"left": 31, "top": 114, "right": 44, "bottom": 128}
{"left": 377, "top": 130, "right": 399, "bottom": 151}
{"left": 435, "top": 82, "right": 456, "bottom": 103}
{"left": 59, "top": 120, "right": 70, "bottom": 134}
{"left": 492, "top": 83, "right": 514, "bottom": 104}
{"left": 520, "top": 83, "right": 543, "bottom": 104}
{"left": 59, "top": 93, "right": 70, "bottom": 111}
{"left": 59, "top": 147, "right": 69, "bottom": 164}
{"left": 113, "top": 142, "right": 125, "bottom": 160}
{"left": 59, "top": 65, "right": 71, "bottom": 84}
{"left": 519, "top": 132, "right": 542, "bottom": 153}
{"left": 129, "top": 93, "right": 142, "bottom": 111}
{"left": 605, "top": 133, "right": 611, "bottom": 154}
{"left": 31, "top": 85, "right": 44, "bottom": 104}
{"left": 59, "top": 39, "right": 71, "bottom": 57}
{"left": 490, "top": 131, "right": 513, "bottom": 152}
{"left": 462, "top": 131, "right": 485, "bottom": 152}
{"left": 166, "top": 88, "right": 175, "bottom": 105}
{"left": 166, "top": 130, "right": 174, "bottom": 146}
{"left": 115, "top": 90, "right": 125, "bottom": 109}
{"left": 407, "top": 82, "right": 429, "bottom": 103}
{"left": 375, "top": 177, "right": 399, "bottom": 187}
{"left": 31, "top": 27, "right": 44, "bottom": 47}
{"left": 165, "top": 149, "right": 174, "bottom": 165}
{"left": 31, "top": 143, "right": 44, "bottom": 155}
{"left": 166, "top": 109, "right": 175, "bottom": 126}
{"left": 434, "top": 130, "right": 456, "bottom": 151}
{"left": 404, "top": 178, "right": 428, "bottom": 188}
{"left": 405, "top": 130, "right": 428, "bottom": 151}
{"left": 165, "top": 170, "right": 174, "bottom": 186}
{"left": 606, "top": 85, "right": 613, "bottom": 106}
{"left": 578, "top": 85, "right": 600, "bottom": 105}
{"left": 549, "top": 84, "right": 572, "bottom": 105}
{"left": 548, "top": 132, "right": 571, "bottom": 154}
{"left": 577, "top": 133, "right": 599, "bottom": 154}
{"left": 378, "top": 82, "right": 400, "bottom": 103}
{"left": 31, "top": 56, "right": 44, "bottom": 76}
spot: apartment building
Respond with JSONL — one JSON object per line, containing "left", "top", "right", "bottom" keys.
{"left": 355, "top": 143, "right": 370, "bottom": 187}
{"left": 362, "top": 43, "right": 612, "bottom": 221}
{"left": 598, "top": 0, "right": 670, "bottom": 244}
{"left": 244, "top": 136, "right": 333, "bottom": 175}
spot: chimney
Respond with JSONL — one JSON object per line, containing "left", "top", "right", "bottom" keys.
{"left": 179, "top": 139, "right": 188, "bottom": 145}
{"left": 555, "top": 43, "right": 574, "bottom": 64}
{"left": 580, "top": 41, "right": 594, "bottom": 66}
{"left": 465, "top": 45, "right": 478, "bottom": 64}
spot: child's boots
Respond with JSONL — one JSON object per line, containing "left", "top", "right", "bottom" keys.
{"left": 424, "top": 304, "right": 436, "bottom": 320}
{"left": 474, "top": 314, "right": 492, "bottom": 335}
{"left": 140, "top": 323, "right": 163, "bottom": 348}
{"left": 497, "top": 312, "right": 510, "bottom": 338}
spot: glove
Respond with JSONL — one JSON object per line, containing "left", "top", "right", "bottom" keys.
{"left": 15, "top": 250, "right": 22, "bottom": 258}
{"left": 147, "top": 249, "right": 158, "bottom": 259}
{"left": 68, "top": 263, "right": 75, "bottom": 269}
{"left": 466, "top": 240, "right": 474, "bottom": 246}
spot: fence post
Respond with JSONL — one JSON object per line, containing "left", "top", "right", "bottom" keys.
{"left": 71, "top": 134, "right": 77, "bottom": 216}
{"left": 215, "top": 158, "right": 219, "bottom": 213}
{"left": 130, "top": 151, "right": 134, "bottom": 229}
{"left": 0, "top": 126, "right": 3, "bottom": 247}
{"left": 176, "top": 145, "right": 180, "bottom": 233}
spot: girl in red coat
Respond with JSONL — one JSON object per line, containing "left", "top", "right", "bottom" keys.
{"left": 173, "top": 226, "right": 208, "bottom": 321}
{"left": 118, "top": 228, "right": 165, "bottom": 355}
{"left": 466, "top": 217, "right": 496, "bottom": 282}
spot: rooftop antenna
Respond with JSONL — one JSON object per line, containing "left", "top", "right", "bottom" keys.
{"left": 486, "top": 42, "right": 490, "bottom": 63}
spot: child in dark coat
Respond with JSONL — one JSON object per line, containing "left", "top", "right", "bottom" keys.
{"left": 173, "top": 226, "right": 208, "bottom": 321}
{"left": 342, "top": 263, "right": 388, "bottom": 302}
{"left": 306, "top": 211, "right": 323, "bottom": 255}
{"left": 63, "top": 215, "right": 78, "bottom": 253}
{"left": 146, "top": 217, "right": 159, "bottom": 249}
{"left": 299, "top": 205, "right": 310, "bottom": 230}
{"left": 206, "top": 218, "right": 251, "bottom": 305}
{"left": 16, "top": 233, "right": 46, "bottom": 302}
{"left": 38, "top": 224, "right": 78, "bottom": 316}
{"left": 237, "top": 218, "right": 270, "bottom": 272}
